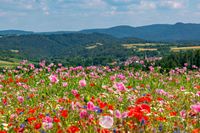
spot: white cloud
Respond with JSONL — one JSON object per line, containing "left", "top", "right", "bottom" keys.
{"left": 139, "top": 1, "right": 157, "bottom": 10}
{"left": 160, "top": 0, "right": 184, "bottom": 9}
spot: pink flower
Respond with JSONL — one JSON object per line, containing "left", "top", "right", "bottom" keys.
{"left": 191, "top": 103, "right": 200, "bottom": 113}
{"left": 180, "top": 110, "right": 186, "bottom": 118}
{"left": 87, "top": 101, "right": 95, "bottom": 111}
{"left": 49, "top": 74, "right": 59, "bottom": 84}
{"left": 17, "top": 96, "right": 24, "bottom": 103}
{"left": 115, "top": 82, "right": 126, "bottom": 91}
{"left": 43, "top": 116, "right": 53, "bottom": 123}
{"left": 79, "top": 79, "right": 86, "bottom": 87}
{"left": 71, "top": 89, "right": 78, "bottom": 96}
{"left": 149, "top": 66, "right": 154, "bottom": 71}
{"left": 115, "top": 110, "right": 121, "bottom": 118}
{"left": 79, "top": 110, "right": 88, "bottom": 118}
{"left": 180, "top": 86, "right": 185, "bottom": 91}
{"left": 0, "top": 84, "right": 3, "bottom": 89}
{"left": 99, "top": 116, "right": 114, "bottom": 129}
{"left": 29, "top": 64, "right": 35, "bottom": 69}
{"left": 62, "top": 82, "right": 68, "bottom": 87}
{"left": 122, "top": 112, "right": 128, "bottom": 118}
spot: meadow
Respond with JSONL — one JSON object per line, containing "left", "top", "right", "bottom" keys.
{"left": 0, "top": 60, "right": 200, "bottom": 133}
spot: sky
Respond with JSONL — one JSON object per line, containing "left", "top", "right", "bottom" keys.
{"left": 0, "top": 0, "right": 200, "bottom": 31}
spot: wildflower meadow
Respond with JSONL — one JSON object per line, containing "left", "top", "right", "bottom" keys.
{"left": 0, "top": 60, "right": 200, "bottom": 133}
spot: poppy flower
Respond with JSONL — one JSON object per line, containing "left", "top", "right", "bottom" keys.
{"left": 60, "top": 110, "right": 68, "bottom": 118}
{"left": 34, "top": 123, "right": 42, "bottom": 129}
{"left": 67, "top": 126, "right": 80, "bottom": 133}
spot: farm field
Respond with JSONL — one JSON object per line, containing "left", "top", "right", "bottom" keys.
{"left": 0, "top": 61, "right": 200, "bottom": 132}
{"left": 171, "top": 46, "right": 200, "bottom": 52}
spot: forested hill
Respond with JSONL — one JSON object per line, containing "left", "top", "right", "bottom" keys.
{"left": 1, "top": 23, "right": 200, "bottom": 41}
{"left": 81, "top": 23, "right": 200, "bottom": 41}
{"left": 0, "top": 33, "right": 145, "bottom": 59}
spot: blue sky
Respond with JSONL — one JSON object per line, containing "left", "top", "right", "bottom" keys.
{"left": 0, "top": 0, "right": 200, "bottom": 31}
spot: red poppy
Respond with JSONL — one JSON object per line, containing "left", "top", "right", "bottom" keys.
{"left": 157, "top": 97, "right": 163, "bottom": 101}
{"left": 27, "top": 117, "right": 37, "bottom": 123}
{"left": 90, "top": 83, "right": 95, "bottom": 87}
{"left": 34, "top": 123, "right": 42, "bottom": 129}
{"left": 67, "top": 126, "right": 80, "bottom": 133}
{"left": 127, "top": 86, "right": 132, "bottom": 89}
{"left": 156, "top": 117, "right": 167, "bottom": 122}
{"left": 99, "top": 101, "right": 107, "bottom": 109}
{"left": 192, "top": 128, "right": 200, "bottom": 133}
{"left": 135, "top": 96, "right": 152, "bottom": 104}
{"left": 97, "top": 129, "right": 111, "bottom": 133}
{"left": 28, "top": 108, "right": 37, "bottom": 114}
{"left": 60, "top": 110, "right": 68, "bottom": 118}
{"left": 170, "top": 111, "right": 177, "bottom": 116}
{"left": 16, "top": 108, "right": 24, "bottom": 115}
{"left": 0, "top": 130, "right": 7, "bottom": 133}
{"left": 54, "top": 117, "right": 61, "bottom": 123}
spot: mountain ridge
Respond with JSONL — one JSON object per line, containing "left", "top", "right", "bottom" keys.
{"left": 1, "top": 22, "right": 200, "bottom": 41}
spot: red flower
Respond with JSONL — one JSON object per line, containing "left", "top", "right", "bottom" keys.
{"left": 192, "top": 128, "right": 200, "bottom": 133}
{"left": 127, "top": 86, "right": 132, "bottom": 89}
{"left": 90, "top": 83, "right": 95, "bottom": 87}
{"left": 97, "top": 129, "right": 111, "bottom": 133}
{"left": 99, "top": 101, "right": 107, "bottom": 109}
{"left": 128, "top": 104, "right": 150, "bottom": 121}
{"left": 28, "top": 108, "right": 37, "bottom": 114}
{"left": 67, "top": 126, "right": 80, "bottom": 133}
{"left": 135, "top": 96, "right": 152, "bottom": 104}
{"left": 170, "top": 111, "right": 177, "bottom": 116}
{"left": 54, "top": 117, "right": 61, "bottom": 123}
{"left": 0, "top": 130, "right": 7, "bottom": 133}
{"left": 60, "top": 110, "right": 68, "bottom": 118}
{"left": 27, "top": 117, "right": 37, "bottom": 123}
{"left": 34, "top": 123, "right": 42, "bottom": 129}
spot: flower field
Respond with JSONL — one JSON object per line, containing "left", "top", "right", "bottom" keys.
{"left": 0, "top": 60, "right": 200, "bottom": 133}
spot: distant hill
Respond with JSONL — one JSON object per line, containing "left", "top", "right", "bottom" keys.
{"left": 0, "top": 33, "right": 145, "bottom": 59}
{"left": 0, "top": 30, "right": 33, "bottom": 35}
{"left": 1, "top": 23, "right": 200, "bottom": 41}
{"left": 80, "top": 23, "right": 200, "bottom": 41}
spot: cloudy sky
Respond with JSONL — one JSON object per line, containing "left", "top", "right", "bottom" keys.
{"left": 0, "top": 0, "right": 200, "bottom": 31}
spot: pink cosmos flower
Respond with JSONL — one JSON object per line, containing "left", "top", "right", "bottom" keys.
{"left": 99, "top": 116, "right": 114, "bottom": 129}
{"left": 79, "top": 110, "right": 88, "bottom": 118}
{"left": 122, "top": 112, "right": 128, "bottom": 118}
{"left": 29, "top": 64, "right": 35, "bottom": 69}
{"left": 87, "top": 101, "right": 95, "bottom": 111}
{"left": 191, "top": 103, "right": 200, "bottom": 113}
{"left": 79, "top": 79, "right": 86, "bottom": 87}
{"left": 115, "top": 82, "right": 126, "bottom": 91}
{"left": 115, "top": 110, "right": 122, "bottom": 118}
{"left": 17, "top": 96, "right": 24, "bottom": 103}
{"left": 43, "top": 116, "right": 53, "bottom": 123}
{"left": 71, "top": 89, "right": 78, "bottom": 96}
{"left": 149, "top": 66, "right": 154, "bottom": 71}
{"left": 180, "top": 86, "right": 185, "bottom": 91}
{"left": 0, "top": 84, "right": 3, "bottom": 89}
{"left": 62, "top": 82, "right": 68, "bottom": 87}
{"left": 49, "top": 74, "right": 59, "bottom": 84}
{"left": 180, "top": 110, "right": 186, "bottom": 118}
